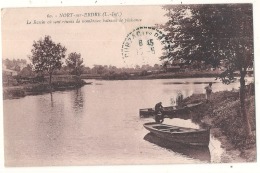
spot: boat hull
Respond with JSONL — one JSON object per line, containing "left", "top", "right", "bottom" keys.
{"left": 140, "top": 102, "right": 203, "bottom": 118}
{"left": 143, "top": 122, "right": 210, "bottom": 146}
{"left": 139, "top": 106, "right": 186, "bottom": 118}
{"left": 144, "top": 133, "right": 211, "bottom": 162}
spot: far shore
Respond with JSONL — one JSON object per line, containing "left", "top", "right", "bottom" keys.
{"left": 3, "top": 71, "right": 252, "bottom": 100}
{"left": 80, "top": 70, "right": 246, "bottom": 80}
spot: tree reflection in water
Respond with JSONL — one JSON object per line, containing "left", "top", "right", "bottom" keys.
{"left": 73, "top": 88, "right": 84, "bottom": 114}
{"left": 50, "top": 92, "right": 54, "bottom": 107}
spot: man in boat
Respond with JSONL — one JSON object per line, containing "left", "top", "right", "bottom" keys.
{"left": 204, "top": 82, "right": 213, "bottom": 102}
{"left": 154, "top": 102, "right": 164, "bottom": 123}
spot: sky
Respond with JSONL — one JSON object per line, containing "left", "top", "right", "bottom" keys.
{"left": 2, "top": 5, "right": 168, "bottom": 68}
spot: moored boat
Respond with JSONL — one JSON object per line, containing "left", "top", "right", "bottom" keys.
{"left": 139, "top": 102, "right": 203, "bottom": 118}
{"left": 143, "top": 122, "right": 210, "bottom": 146}
{"left": 143, "top": 133, "right": 211, "bottom": 162}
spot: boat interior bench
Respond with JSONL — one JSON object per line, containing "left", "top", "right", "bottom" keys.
{"left": 157, "top": 127, "right": 200, "bottom": 133}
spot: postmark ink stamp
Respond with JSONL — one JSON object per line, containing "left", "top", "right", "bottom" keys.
{"left": 121, "top": 26, "right": 169, "bottom": 66}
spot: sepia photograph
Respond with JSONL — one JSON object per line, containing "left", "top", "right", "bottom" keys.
{"left": 0, "top": 0, "right": 258, "bottom": 171}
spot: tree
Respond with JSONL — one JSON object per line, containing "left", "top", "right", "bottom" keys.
{"left": 162, "top": 4, "right": 253, "bottom": 136}
{"left": 19, "top": 64, "right": 34, "bottom": 77}
{"left": 66, "top": 52, "right": 84, "bottom": 76}
{"left": 92, "top": 65, "right": 106, "bottom": 75}
{"left": 3, "top": 58, "right": 27, "bottom": 71}
{"left": 29, "top": 35, "right": 67, "bottom": 84}
{"left": 82, "top": 66, "right": 91, "bottom": 74}
{"left": 153, "top": 64, "right": 160, "bottom": 70}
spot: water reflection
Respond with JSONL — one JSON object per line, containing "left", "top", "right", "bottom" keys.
{"left": 163, "top": 81, "right": 218, "bottom": 85}
{"left": 144, "top": 133, "right": 211, "bottom": 162}
{"left": 34, "top": 93, "right": 66, "bottom": 161}
{"left": 50, "top": 92, "right": 54, "bottom": 107}
{"left": 169, "top": 112, "right": 192, "bottom": 120}
{"left": 72, "top": 88, "right": 84, "bottom": 113}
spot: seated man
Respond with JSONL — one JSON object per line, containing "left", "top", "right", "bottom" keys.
{"left": 155, "top": 102, "right": 163, "bottom": 114}
{"left": 154, "top": 102, "right": 164, "bottom": 123}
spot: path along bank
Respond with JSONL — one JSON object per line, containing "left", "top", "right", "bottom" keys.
{"left": 183, "top": 90, "right": 256, "bottom": 162}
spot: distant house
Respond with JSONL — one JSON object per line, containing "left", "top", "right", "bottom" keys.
{"left": 147, "top": 70, "right": 152, "bottom": 74}
{"left": 2, "top": 66, "right": 18, "bottom": 86}
{"left": 3, "top": 67, "right": 18, "bottom": 76}
{"left": 247, "top": 67, "right": 253, "bottom": 72}
{"left": 166, "top": 65, "right": 181, "bottom": 72}
{"left": 247, "top": 67, "right": 254, "bottom": 76}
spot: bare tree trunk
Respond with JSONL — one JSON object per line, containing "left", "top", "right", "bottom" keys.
{"left": 49, "top": 73, "right": 52, "bottom": 84}
{"left": 240, "top": 69, "right": 252, "bottom": 137}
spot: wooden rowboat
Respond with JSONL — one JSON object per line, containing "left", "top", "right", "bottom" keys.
{"left": 143, "top": 122, "right": 210, "bottom": 146}
{"left": 143, "top": 133, "right": 211, "bottom": 162}
{"left": 139, "top": 102, "right": 203, "bottom": 118}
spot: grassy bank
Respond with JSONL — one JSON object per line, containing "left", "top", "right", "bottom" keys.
{"left": 183, "top": 91, "right": 256, "bottom": 162}
{"left": 3, "top": 77, "right": 89, "bottom": 100}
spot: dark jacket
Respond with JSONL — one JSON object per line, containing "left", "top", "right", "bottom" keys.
{"left": 155, "top": 103, "right": 163, "bottom": 112}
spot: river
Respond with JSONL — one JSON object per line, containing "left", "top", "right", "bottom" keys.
{"left": 3, "top": 78, "right": 252, "bottom": 166}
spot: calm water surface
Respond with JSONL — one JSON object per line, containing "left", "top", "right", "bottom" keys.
{"left": 4, "top": 78, "right": 251, "bottom": 166}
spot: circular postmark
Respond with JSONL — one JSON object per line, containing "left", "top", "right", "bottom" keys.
{"left": 121, "top": 26, "right": 169, "bottom": 66}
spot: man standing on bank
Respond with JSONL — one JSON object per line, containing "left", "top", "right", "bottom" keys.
{"left": 205, "top": 82, "right": 213, "bottom": 102}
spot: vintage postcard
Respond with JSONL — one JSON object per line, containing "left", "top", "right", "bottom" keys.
{"left": 1, "top": 1, "right": 257, "bottom": 170}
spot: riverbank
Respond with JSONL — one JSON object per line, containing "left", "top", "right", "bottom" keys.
{"left": 183, "top": 90, "right": 256, "bottom": 162}
{"left": 3, "top": 77, "right": 90, "bottom": 100}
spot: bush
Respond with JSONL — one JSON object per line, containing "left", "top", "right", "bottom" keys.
{"left": 24, "top": 83, "right": 52, "bottom": 93}
{"left": 103, "top": 72, "right": 130, "bottom": 80}
{"left": 3, "top": 89, "right": 25, "bottom": 99}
